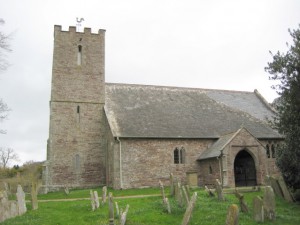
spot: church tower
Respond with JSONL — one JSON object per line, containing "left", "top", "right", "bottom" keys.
{"left": 45, "top": 25, "right": 107, "bottom": 190}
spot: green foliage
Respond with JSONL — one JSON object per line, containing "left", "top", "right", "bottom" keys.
{"left": 265, "top": 24, "right": 300, "bottom": 189}
{"left": 1, "top": 189, "right": 300, "bottom": 225}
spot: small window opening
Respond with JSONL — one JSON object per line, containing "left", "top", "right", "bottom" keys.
{"left": 271, "top": 144, "right": 275, "bottom": 158}
{"left": 77, "top": 45, "right": 82, "bottom": 65}
{"left": 266, "top": 144, "right": 270, "bottom": 158}
{"left": 209, "top": 165, "right": 213, "bottom": 174}
{"left": 174, "top": 148, "right": 180, "bottom": 164}
{"left": 77, "top": 105, "right": 80, "bottom": 114}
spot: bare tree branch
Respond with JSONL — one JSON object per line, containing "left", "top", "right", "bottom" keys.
{"left": 0, "top": 147, "right": 19, "bottom": 168}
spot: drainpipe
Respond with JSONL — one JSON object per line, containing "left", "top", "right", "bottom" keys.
{"left": 116, "top": 137, "right": 123, "bottom": 189}
{"left": 217, "top": 150, "right": 224, "bottom": 187}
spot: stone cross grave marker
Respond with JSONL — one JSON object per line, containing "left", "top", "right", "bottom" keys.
{"left": 109, "top": 192, "right": 115, "bottom": 225}
{"left": 181, "top": 192, "right": 198, "bottom": 225}
{"left": 253, "top": 196, "right": 264, "bottom": 222}
{"left": 215, "top": 179, "right": 225, "bottom": 201}
{"left": 225, "top": 204, "right": 239, "bottom": 225}
{"left": 234, "top": 190, "right": 249, "bottom": 213}
{"left": 263, "top": 186, "right": 276, "bottom": 221}
{"left": 16, "top": 185, "right": 26, "bottom": 215}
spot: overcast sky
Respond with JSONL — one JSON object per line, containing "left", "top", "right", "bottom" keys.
{"left": 0, "top": 0, "right": 299, "bottom": 166}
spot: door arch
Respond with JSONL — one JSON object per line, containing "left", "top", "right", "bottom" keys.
{"left": 234, "top": 150, "right": 257, "bottom": 187}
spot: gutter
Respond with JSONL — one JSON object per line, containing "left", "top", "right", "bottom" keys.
{"left": 116, "top": 137, "right": 123, "bottom": 189}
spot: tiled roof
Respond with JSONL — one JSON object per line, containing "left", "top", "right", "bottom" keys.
{"left": 104, "top": 83, "right": 281, "bottom": 139}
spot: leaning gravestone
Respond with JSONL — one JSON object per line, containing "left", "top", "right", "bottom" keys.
{"left": 263, "top": 186, "right": 276, "bottom": 221}
{"left": 225, "top": 204, "right": 239, "bottom": 225}
{"left": 16, "top": 185, "right": 26, "bottom": 215}
{"left": 269, "top": 176, "right": 283, "bottom": 198}
{"left": 205, "top": 185, "right": 215, "bottom": 197}
{"left": 170, "top": 173, "right": 175, "bottom": 196}
{"left": 234, "top": 190, "right": 249, "bottom": 213}
{"left": 181, "top": 192, "right": 198, "bottom": 225}
{"left": 278, "top": 176, "right": 294, "bottom": 202}
{"left": 253, "top": 196, "right": 264, "bottom": 222}
{"left": 182, "top": 185, "right": 190, "bottom": 205}
{"left": 159, "top": 180, "right": 166, "bottom": 202}
{"left": 215, "top": 179, "right": 225, "bottom": 201}
{"left": 120, "top": 204, "right": 129, "bottom": 225}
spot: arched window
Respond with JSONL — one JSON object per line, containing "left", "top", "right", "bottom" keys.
{"left": 266, "top": 144, "right": 270, "bottom": 158}
{"left": 271, "top": 144, "right": 275, "bottom": 158}
{"left": 77, "top": 45, "right": 82, "bottom": 65}
{"left": 174, "top": 148, "right": 180, "bottom": 164}
{"left": 174, "top": 147, "right": 185, "bottom": 164}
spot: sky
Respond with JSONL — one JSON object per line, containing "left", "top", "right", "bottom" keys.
{"left": 0, "top": 0, "right": 299, "bottom": 166}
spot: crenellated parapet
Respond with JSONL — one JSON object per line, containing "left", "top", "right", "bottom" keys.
{"left": 54, "top": 25, "right": 106, "bottom": 35}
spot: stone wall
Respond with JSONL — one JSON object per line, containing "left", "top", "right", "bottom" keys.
{"left": 45, "top": 26, "right": 107, "bottom": 190}
{"left": 111, "top": 138, "right": 214, "bottom": 189}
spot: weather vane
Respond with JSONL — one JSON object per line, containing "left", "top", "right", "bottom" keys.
{"left": 76, "top": 17, "right": 85, "bottom": 31}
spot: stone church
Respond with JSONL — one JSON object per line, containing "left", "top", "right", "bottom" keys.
{"left": 43, "top": 25, "right": 283, "bottom": 192}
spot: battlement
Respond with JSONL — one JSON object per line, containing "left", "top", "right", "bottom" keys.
{"left": 54, "top": 25, "right": 105, "bottom": 35}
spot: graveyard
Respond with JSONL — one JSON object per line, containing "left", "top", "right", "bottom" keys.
{"left": 1, "top": 181, "right": 300, "bottom": 225}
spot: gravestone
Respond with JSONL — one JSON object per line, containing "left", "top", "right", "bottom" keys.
{"left": 278, "top": 176, "right": 294, "bottom": 202}
{"left": 115, "top": 202, "right": 119, "bottom": 218}
{"left": 16, "top": 185, "right": 26, "bottom": 215}
{"left": 182, "top": 185, "right": 190, "bottom": 205}
{"left": 90, "top": 190, "right": 95, "bottom": 211}
{"left": 263, "top": 186, "right": 276, "bottom": 221}
{"left": 269, "top": 176, "right": 283, "bottom": 198}
{"left": 225, "top": 204, "right": 239, "bottom": 225}
{"left": 120, "top": 204, "right": 129, "bottom": 225}
{"left": 253, "top": 196, "right": 264, "bottom": 222}
{"left": 170, "top": 173, "right": 175, "bottom": 196}
{"left": 181, "top": 192, "right": 198, "bottom": 225}
{"left": 234, "top": 190, "right": 249, "bottom": 213}
{"left": 185, "top": 185, "right": 191, "bottom": 201}
{"left": 159, "top": 180, "right": 166, "bottom": 203}
{"left": 215, "top": 179, "right": 225, "bottom": 201}
{"left": 165, "top": 197, "right": 171, "bottom": 214}
{"left": 94, "top": 191, "right": 100, "bottom": 209}
{"left": 102, "top": 186, "right": 107, "bottom": 204}
{"left": 205, "top": 185, "right": 215, "bottom": 197}
{"left": 31, "top": 182, "right": 38, "bottom": 210}
{"left": 108, "top": 192, "right": 115, "bottom": 225}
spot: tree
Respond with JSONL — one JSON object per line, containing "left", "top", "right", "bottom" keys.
{"left": 265, "top": 25, "right": 300, "bottom": 189}
{"left": 0, "top": 147, "right": 19, "bottom": 168}
{"left": 0, "top": 19, "right": 12, "bottom": 134}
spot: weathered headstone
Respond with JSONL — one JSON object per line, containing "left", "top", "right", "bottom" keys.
{"left": 182, "top": 185, "right": 190, "bottom": 205}
{"left": 109, "top": 192, "right": 115, "bottom": 225}
{"left": 16, "top": 185, "right": 26, "bottom": 215}
{"left": 225, "top": 204, "right": 239, "bottom": 225}
{"left": 269, "top": 176, "right": 283, "bottom": 198}
{"left": 120, "top": 204, "right": 129, "bottom": 225}
{"left": 31, "top": 182, "right": 38, "bottom": 210}
{"left": 90, "top": 190, "right": 95, "bottom": 211}
{"left": 234, "top": 190, "right": 249, "bottom": 213}
{"left": 159, "top": 180, "right": 166, "bottom": 203}
{"left": 115, "top": 202, "right": 119, "bottom": 218}
{"left": 263, "top": 186, "right": 276, "bottom": 221}
{"left": 185, "top": 185, "right": 191, "bottom": 201}
{"left": 178, "top": 182, "right": 184, "bottom": 207}
{"left": 205, "top": 185, "right": 215, "bottom": 197}
{"left": 253, "top": 196, "right": 264, "bottom": 222}
{"left": 215, "top": 179, "right": 225, "bottom": 201}
{"left": 94, "top": 191, "right": 100, "bottom": 209}
{"left": 102, "top": 186, "right": 107, "bottom": 204}
{"left": 164, "top": 197, "right": 171, "bottom": 214}
{"left": 278, "top": 176, "right": 294, "bottom": 202}
{"left": 181, "top": 192, "right": 198, "bottom": 225}
{"left": 170, "top": 173, "right": 175, "bottom": 196}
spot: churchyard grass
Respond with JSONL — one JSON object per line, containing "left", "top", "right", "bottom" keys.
{"left": 2, "top": 188, "right": 300, "bottom": 225}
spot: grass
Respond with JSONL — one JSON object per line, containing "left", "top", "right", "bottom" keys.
{"left": 2, "top": 187, "right": 300, "bottom": 225}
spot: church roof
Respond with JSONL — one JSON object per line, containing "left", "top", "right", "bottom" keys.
{"left": 104, "top": 83, "right": 281, "bottom": 139}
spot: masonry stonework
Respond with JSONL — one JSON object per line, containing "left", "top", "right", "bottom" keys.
{"left": 45, "top": 26, "right": 107, "bottom": 190}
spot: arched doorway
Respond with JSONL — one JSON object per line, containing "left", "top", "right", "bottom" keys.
{"left": 234, "top": 150, "right": 257, "bottom": 187}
